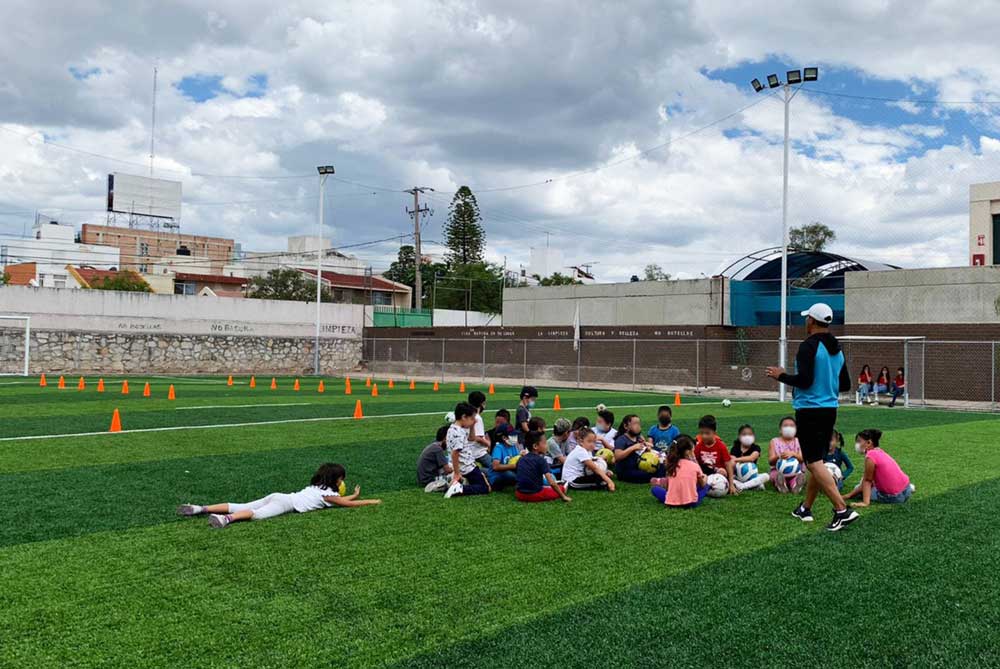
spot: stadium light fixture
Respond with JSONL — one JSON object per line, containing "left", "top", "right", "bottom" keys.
{"left": 314, "top": 164, "right": 335, "bottom": 374}
{"left": 767, "top": 74, "right": 781, "bottom": 88}
{"left": 751, "top": 78, "right": 764, "bottom": 93}
{"left": 317, "top": 165, "right": 335, "bottom": 175}
{"left": 803, "top": 67, "right": 818, "bottom": 81}
{"left": 786, "top": 69, "right": 802, "bottom": 85}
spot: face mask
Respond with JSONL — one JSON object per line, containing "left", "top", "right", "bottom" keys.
{"left": 594, "top": 425, "right": 607, "bottom": 435}
{"left": 781, "top": 426, "right": 796, "bottom": 439}
{"left": 739, "top": 435, "right": 755, "bottom": 447}
{"left": 527, "top": 400, "right": 536, "bottom": 409}
{"left": 658, "top": 417, "right": 671, "bottom": 427}
{"left": 855, "top": 441, "right": 865, "bottom": 454}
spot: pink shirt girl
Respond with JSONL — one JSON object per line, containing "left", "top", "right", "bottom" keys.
{"left": 866, "top": 447, "right": 910, "bottom": 496}
{"left": 665, "top": 459, "right": 702, "bottom": 506}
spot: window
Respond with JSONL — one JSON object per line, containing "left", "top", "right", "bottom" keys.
{"left": 332, "top": 288, "right": 347, "bottom": 302}
{"left": 174, "top": 282, "right": 196, "bottom": 295}
{"left": 53, "top": 274, "right": 67, "bottom": 289}
{"left": 372, "top": 291, "right": 393, "bottom": 306}
{"left": 138, "top": 242, "right": 149, "bottom": 257}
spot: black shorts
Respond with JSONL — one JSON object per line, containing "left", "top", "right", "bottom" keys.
{"left": 795, "top": 407, "right": 838, "bottom": 464}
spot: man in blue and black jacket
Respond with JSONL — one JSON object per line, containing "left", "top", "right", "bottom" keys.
{"left": 767, "top": 303, "right": 859, "bottom": 532}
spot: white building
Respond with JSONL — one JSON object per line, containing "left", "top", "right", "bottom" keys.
{"left": 231, "top": 236, "right": 367, "bottom": 278}
{"left": 0, "top": 220, "right": 120, "bottom": 288}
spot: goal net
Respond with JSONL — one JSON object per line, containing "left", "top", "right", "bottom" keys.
{"left": 837, "top": 336, "right": 925, "bottom": 408}
{"left": 0, "top": 316, "right": 30, "bottom": 376}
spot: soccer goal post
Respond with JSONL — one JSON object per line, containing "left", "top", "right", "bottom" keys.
{"left": 837, "top": 335, "right": 925, "bottom": 408}
{"left": 0, "top": 316, "right": 30, "bottom": 377}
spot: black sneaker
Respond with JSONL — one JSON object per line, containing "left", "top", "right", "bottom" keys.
{"left": 791, "top": 504, "right": 814, "bottom": 522}
{"left": 827, "top": 508, "right": 860, "bottom": 532}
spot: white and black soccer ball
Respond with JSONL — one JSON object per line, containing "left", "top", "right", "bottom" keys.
{"left": 721, "top": 399, "right": 732, "bottom": 408}
{"left": 824, "top": 462, "right": 843, "bottom": 482}
{"left": 445, "top": 411, "right": 456, "bottom": 424}
{"left": 706, "top": 473, "right": 729, "bottom": 497}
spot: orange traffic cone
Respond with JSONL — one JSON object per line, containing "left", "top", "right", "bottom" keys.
{"left": 488, "top": 383, "right": 495, "bottom": 395}
{"left": 674, "top": 392, "right": 681, "bottom": 406}
{"left": 293, "top": 378, "right": 300, "bottom": 391}
{"left": 353, "top": 399, "right": 363, "bottom": 419}
{"left": 143, "top": 382, "right": 151, "bottom": 398}
{"left": 58, "top": 376, "right": 66, "bottom": 390}
{"left": 39, "top": 374, "right": 47, "bottom": 387}
{"left": 97, "top": 378, "right": 105, "bottom": 393}
{"left": 371, "top": 383, "right": 379, "bottom": 397}
{"left": 409, "top": 379, "right": 415, "bottom": 390}
{"left": 109, "top": 408, "right": 122, "bottom": 433}
{"left": 388, "top": 379, "right": 395, "bottom": 389}
{"left": 365, "top": 377, "right": 372, "bottom": 388}
{"left": 227, "top": 375, "right": 233, "bottom": 386}
{"left": 433, "top": 381, "right": 439, "bottom": 391}
{"left": 344, "top": 377, "right": 351, "bottom": 394}
{"left": 318, "top": 380, "right": 326, "bottom": 393}
{"left": 270, "top": 377, "right": 277, "bottom": 390}
{"left": 553, "top": 394, "right": 562, "bottom": 410}
{"left": 121, "top": 380, "right": 129, "bottom": 395}
{"left": 249, "top": 376, "right": 256, "bottom": 389}
{"left": 77, "top": 376, "right": 86, "bottom": 391}
{"left": 168, "top": 384, "right": 176, "bottom": 401}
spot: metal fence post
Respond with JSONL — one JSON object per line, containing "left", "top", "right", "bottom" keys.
{"left": 904, "top": 340, "right": 909, "bottom": 408}
{"left": 695, "top": 340, "right": 700, "bottom": 392}
{"left": 440, "top": 339, "right": 445, "bottom": 382}
{"left": 522, "top": 340, "right": 527, "bottom": 385}
{"left": 631, "top": 339, "right": 637, "bottom": 391}
{"left": 993, "top": 341, "right": 996, "bottom": 412}
{"left": 482, "top": 336, "right": 486, "bottom": 382}
{"left": 405, "top": 337, "right": 409, "bottom": 364}
{"left": 576, "top": 340, "right": 581, "bottom": 388}
{"left": 372, "top": 334, "right": 377, "bottom": 377}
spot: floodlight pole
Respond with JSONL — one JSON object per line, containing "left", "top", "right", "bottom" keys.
{"left": 778, "top": 84, "right": 792, "bottom": 403}
{"left": 315, "top": 167, "right": 333, "bottom": 375}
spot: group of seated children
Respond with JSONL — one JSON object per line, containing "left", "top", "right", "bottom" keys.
{"left": 856, "top": 365, "right": 906, "bottom": 407}
{"left": 415, "top": 386, "right": 913, "bottom": 510}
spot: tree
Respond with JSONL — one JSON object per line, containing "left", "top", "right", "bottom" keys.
{"left": 789, "top": 222, "right": 835, "bottom": 251}
{"left": 533, "top": 272, "right": 581, "bottom": 286}
{"left": 643, "top": 264, "right": 671, "bottom": 281}
{"left": 90, "top": 272, "right": 151, "bottom": 292}
{"left": 433, "top": 262, "right": 504, "bottom": 314}
{"left": 443, "top": 186, "right": 485, "bottom": 266}
{"left": 247, "top": 268, "right": 332, "bottom": 302}
{"left": 0, "top": 271, "right": 9, "bottom": 286}
{"left": 382, "top": 245, "right": 444, "bottom": 308}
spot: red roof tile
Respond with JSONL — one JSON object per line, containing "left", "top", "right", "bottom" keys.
{"left": 174, "top": 272, "right": 250, "bottom": 285}
{"left": 300, "top": 269, "right": 409, "bottom": 293}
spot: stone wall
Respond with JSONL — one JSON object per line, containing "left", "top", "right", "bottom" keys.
{"left": 0, "top": 328, "right": 362, "bottom": 375}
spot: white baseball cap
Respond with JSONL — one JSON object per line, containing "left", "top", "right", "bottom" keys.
{"left": 800, "top": 303, "right": 834, "bottom": 324}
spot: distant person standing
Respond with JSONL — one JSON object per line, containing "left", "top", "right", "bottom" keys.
{"left": 766, "top": 303, "right": 859, "bottom": 532}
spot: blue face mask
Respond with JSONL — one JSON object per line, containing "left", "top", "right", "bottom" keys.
{"left": 527, "top": 400, "right": 536, "bottom": 409}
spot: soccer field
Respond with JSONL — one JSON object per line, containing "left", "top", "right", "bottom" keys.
{"left": 1, "top": 376, "right": 998, "bottom": 668}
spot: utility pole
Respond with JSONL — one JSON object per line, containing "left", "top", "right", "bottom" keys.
{"left": 405, "top": 187, "right": 433, "bottom": 310}
{"left": 315, "top": 166, "right": 335, "bottom": 375}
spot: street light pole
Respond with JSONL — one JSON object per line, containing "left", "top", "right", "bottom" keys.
{"left": 315, "top": 166, "right": 335, "bottom": 375}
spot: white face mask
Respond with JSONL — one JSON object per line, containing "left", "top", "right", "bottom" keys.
{"left": 739, "top": 434, "right": 755, "bottom": 446}
{"left": 855, "top": 441, "right": 865, "bottom": 454}
{"left": 781, "top": 426, "right": 797, "bottom": 439}
{"left": 594, "top": 425, "right": 607, "bottom": 435}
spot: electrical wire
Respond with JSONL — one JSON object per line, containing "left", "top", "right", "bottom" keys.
{"left": 803, "top": 88, "right": 1000, "bottom": 107}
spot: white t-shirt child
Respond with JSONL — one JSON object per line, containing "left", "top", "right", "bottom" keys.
{"left": 448, "top": 422, "right": 479, "bottom": 475}
{"left": 562, "top": 445, "right": 597, "bottom": 486}
{"left": 290, "top": 486, "right": 340, "bottom": 513}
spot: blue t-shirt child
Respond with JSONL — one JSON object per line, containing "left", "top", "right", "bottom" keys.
{"left": 648, "top": 423, "right": 680, "bottom": 451}
{"left": 515, "top": 451, "right": 550, "bottom": 494}
{"left": 488, "top": 441, "right": 521, "bottom": 485}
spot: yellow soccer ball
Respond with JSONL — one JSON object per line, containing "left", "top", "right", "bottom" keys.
{"left": 595, "top": 448, "right": 615, "bottom": 466}
{"left": 507, "top": 455, "right": 521, "bottom": 468}
{"left": 638, "top": 450, "right": 661, "bottom": 474}
{"left": 338, "top": 481, "right": 347, "bottom": 496}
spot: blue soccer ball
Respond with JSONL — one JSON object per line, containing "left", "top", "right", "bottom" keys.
{"left": 735, "top": 461, "right": 758, "bottom": 482}
{"left": 777, "top": 458, "right": 801, "bottom": 477}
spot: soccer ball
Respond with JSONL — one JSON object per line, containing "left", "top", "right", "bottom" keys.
{"left": 824, "top": 462, "right": 843, "bottom": 482}
{"left": 595, "top": 447, "right": 615, "bottom": 466}
{"left": 507, "top": 455, "right": 521, "bottom": 468}
{"left": 777, "top": 458, "right": 801, "bottom": 477}
{"left": 722, "top": 399, "right": 732, "bottom": 408}
{"left": 338, "top": 481, "right": 347, "bottom": 496}
{"left": 638, "top": 450, "right": 661, "bottom": 474}
{"left": 706, "top": 473, "right": 728, "bottom": 497}
{"left": 445, "top": 411, "right": 456, "bottom": 423}
{"left": 592, "top": 457, "right": 608, "bottom": 474}
{"left": 734, "top": 461, "right": 759, "bottom": 482}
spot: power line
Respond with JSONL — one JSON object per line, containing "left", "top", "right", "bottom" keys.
{"left": 803, "top": 88, "right": 1000, "bottom": 106}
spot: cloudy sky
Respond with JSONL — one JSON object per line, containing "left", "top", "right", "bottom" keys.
{"left": 2, "top": 0, "right": 1000, "bottom": 281}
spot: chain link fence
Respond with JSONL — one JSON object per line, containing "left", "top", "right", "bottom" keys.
{"left": 363, "top": 336, "right": 1000, "bottom": 410}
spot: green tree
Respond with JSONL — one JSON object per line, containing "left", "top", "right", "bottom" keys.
{"left": 434, "top": 262, "right": 503, "bottom": 313}
{"left": 0, "top": 271, "right": 9, "bottom": 286}
{"left": 382, "top": 245, "right": 444, "bottom": 308}
{"left": 443, "top": 186, "right": 485, "bottom": 266}
{"left": 643, "top": 264, "right": 671, "bottom": 281}
{"left": 247, "top": 268, "right": 332, "bottom": 302}
{"left": 90, "top": 272, "right": 151, "bottom": 292}
{"left": 533, "top": 272, "right": 581, "bottom": 286}
{"left": 789, "top": 222, "right": 835, "bottom": 251}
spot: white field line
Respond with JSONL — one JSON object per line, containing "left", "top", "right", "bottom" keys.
{"left": 0, "top": 401, "right": 780, "bottom": 443}
{"left": 175, "top": 402, "right": 314, "bottom": 411}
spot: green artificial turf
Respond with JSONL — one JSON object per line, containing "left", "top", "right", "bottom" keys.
{"left": 0, "top": 375, "right": 997, "bottom": 668}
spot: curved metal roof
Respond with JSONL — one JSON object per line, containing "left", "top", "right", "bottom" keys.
{"left": 719, "top": 247, "right": 898, "bottom": 290}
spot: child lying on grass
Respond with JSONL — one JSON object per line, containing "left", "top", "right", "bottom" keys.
{"left": 177, "top": 463, "right": 381, "bottom": 529}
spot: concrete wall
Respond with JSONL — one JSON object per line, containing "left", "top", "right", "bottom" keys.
{"left": 969, "top": 181, "right": 1000, "bottom": 265}
{"left": 502, "top": 277, "right": 730, "bottom": 327}
{"left": 846, "top": 266, "right": 1000, "bottom": 324}
{"left": 432, "top": 309, "right": 500, "bottom": 327}
{"left": 0, "top": 285, "right": 364, "bottom": 374}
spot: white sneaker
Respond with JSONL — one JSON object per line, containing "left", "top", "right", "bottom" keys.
{"left": 208, "top": 514, "right": 230, "bottom": 529}
{"left": 444, "top": 481, "right": 464, "bottom": 499}
{"left": 424, "top": 477, "right": 450, "bottom": 493}
{"left": 176, "top": 504, "right": 203, "bottom": 516}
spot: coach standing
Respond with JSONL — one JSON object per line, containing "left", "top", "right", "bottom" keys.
{"left": 766, "top": 303, "right": 860, "bottom": 532}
